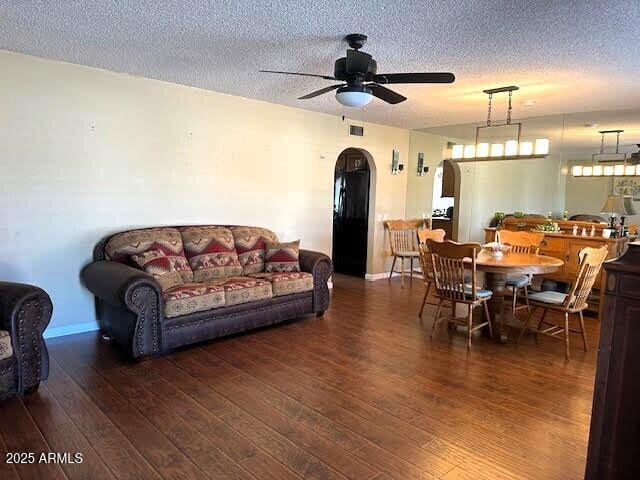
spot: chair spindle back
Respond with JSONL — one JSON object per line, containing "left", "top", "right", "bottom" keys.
{"left": 428, "top": 240, "right": 482, "bottom": 302}
{"left": 385, "top": 220, "right": 419, "bottom": 254}
{"left": 497, "top": 230, "right": 545, "bottom": 254}
{"left": 417, "top": 229, "right": 446, "bottom": 280}
{"left": 564, "top": 246, "right": 608, "bottom": 311}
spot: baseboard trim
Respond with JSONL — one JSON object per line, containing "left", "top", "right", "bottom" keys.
{"left": 44, "top": 321, "right": 99, "bottom": 339}
{"left": 365, "top": 271, "right": 424, "bottom": 281}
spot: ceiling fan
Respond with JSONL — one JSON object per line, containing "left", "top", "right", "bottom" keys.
{"left": 259, "top": 34, "right": 455, "bottom": 108}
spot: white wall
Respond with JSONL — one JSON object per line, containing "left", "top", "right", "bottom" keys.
{"left": 457, "top": 157, "right": 565, "bottom": 242}
{"left": 0, "top": 50, "right": 409, "bottom": 335}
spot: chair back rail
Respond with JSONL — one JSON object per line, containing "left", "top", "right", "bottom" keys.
{"left": 564, "top": 246, "right": 608, "bottom": 310}
{"left": 497, "top": 230, "right": 545, "bottom": 254}
{"left": 417, "top": 229, "right": 446, "bottom": 281}
{"left": 428, "top": 240, "right": 481, "bottom": 302}
{"left": 385, "top": 220, "right": 420, "bottom": 254}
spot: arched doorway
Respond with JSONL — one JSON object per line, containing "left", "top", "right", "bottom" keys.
{"left": 431, "top": 159, "right": 461, "bottom": 241}
{"left": 332, "top": 148, "right": 371, "bottom": 277}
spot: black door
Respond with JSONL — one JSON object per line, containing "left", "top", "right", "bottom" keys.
{"left": 332, "top": 149, "right": 370, "bottom": 277}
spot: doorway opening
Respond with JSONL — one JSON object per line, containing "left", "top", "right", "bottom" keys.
{"left": 431, "top": 159, "right": 460, "bottom": 241}
{"left": 332, "top": 148, "right": 372, "bottom": 277}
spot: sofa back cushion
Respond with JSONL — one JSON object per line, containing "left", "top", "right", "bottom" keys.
{"left": 131, "top": 249, "right": 184, "bottom": 291}
{"left": 105, "top": 227, "right": 193, "bottom": 282}
{"left": 230, "top": 226, "right": 279, "bottom": 274}
{"left": 181, "top": 226, "right": 243, "bottom": 281}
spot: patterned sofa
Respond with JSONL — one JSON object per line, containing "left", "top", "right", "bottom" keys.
{"left": 81, "top": 225, "right": 332, "bottom": 359}
{"left": 0, "top": 282, "right": 52, "bottom": 399}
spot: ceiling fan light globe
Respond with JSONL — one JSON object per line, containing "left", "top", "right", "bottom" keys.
{"left": 335, "top": 86, "right": 373, "bottom": 107}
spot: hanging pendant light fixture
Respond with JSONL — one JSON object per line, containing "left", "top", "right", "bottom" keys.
{"left": 449, "top": 86, "right": 550, "bottom": 161}
{"left": 571, "top": 130, "right": 639, "bottom": 177}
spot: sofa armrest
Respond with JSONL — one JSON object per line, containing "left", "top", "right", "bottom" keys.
{"left": 299, "top": 249, "right": 333, "bottom": 313}
{"left": 81, "top": 261, "right": 163, "bottom": 358}
{"left": 0, "top": 282, "right": 52, "bottom": 393}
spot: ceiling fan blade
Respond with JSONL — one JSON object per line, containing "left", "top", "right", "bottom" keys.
{"left": 368, "top": 84, "right": 407, "bottom": 104}
{"left": 371, "top": 72, "right": 455, "bottom": 84}
{"left": 346, "top": 49, "right": 373, "bottom": 74}
{"left": 298, "top": 84, "right": 343, "bottom": 100}
{"left": 259, "top": 69, "right": 336, "bottom": 80}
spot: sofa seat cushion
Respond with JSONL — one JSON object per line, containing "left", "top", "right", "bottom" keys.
{"left": 208, "top": 276, "right": 273, "bottom": 306}
{"left": 230, "top": 226, "right": 279, "bottom": 274}
{"left": 265, "top": 240, "right": 301, "bottom": 273}
{"left": 249, "top": 272, "right": 314, "bottom": 297}
{"left": 163, "top": 282, "right": 226, "bottom": 318}
{"left": 131, "top": 249, "right": 184, "bottom": 291}
{"left": 0, "top": 331, "right": 13, "bottom": 361}
{"left": 181, "top": 226, "right": 243, "bottom": 281}
{"left": 105, "top": 227, "right": 193, "bottom": 282}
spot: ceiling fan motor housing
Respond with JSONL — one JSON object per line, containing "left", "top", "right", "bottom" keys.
{"left": 334, "top": 56, "right": 377, "bottom": 81}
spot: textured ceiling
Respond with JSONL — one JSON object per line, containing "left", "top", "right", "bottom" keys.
{"left": 1, "top": 0, "right": 639, "bottom": 129}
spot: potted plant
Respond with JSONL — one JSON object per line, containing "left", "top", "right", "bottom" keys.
{"left": 513, "top": 211, "right": 526, "bottom": 229}
{"left": 494, "top": 211, "right": 506, "bottom": 230}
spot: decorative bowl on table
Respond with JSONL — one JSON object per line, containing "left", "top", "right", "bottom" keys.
{"left": 483, "top": 242, "right": 511, "bottom": 257}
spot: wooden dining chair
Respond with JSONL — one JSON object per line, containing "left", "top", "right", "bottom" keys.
{"left": 517, "top": 246, "right": 608, "bottom": 360}
{"left": 385, "top": 220, "right": 420, "bottom": 287}
{"left": 496, "top": 230, "right": 545, "bottom": 316}
{"left": 417, "top": 228, "right": 446, "bottom": 319}
{"left": 428, "top": 240, "right": 493, "bottom": 350}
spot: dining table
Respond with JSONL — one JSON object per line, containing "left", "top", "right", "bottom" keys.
{"left": 475, "top": 250, "right": 564, "bottom": 343}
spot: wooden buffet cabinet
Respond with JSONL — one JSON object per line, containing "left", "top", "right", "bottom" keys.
{"left": 485, "top": 217, "right": 629, "bottom": 320}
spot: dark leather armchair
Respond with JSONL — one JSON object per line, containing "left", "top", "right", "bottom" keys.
{"left": 0, "top": 282, "right": 52, "bottom": 399}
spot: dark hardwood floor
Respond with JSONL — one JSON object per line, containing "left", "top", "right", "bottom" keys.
{"left": 0, "top": 274, "right": 598, "bottom": 479}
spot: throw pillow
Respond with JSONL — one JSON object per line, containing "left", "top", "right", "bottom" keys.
{"left": 265, "top": 240, "right": 301, "bottom": 273}
{"left": 131, "top": 249, "right": 184, "bottom": 292}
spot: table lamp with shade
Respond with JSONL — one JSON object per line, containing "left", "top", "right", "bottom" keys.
{"left": 601, "top": 195, "right": 626, "bottom": 237}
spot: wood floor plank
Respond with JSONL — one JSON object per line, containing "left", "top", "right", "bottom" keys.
{"left": 0, "top": 420, "right": 23, "bottom": 480}
{"left": 201, "top": 342, "right": 458, "bottom": 478}
{"left": 169, "top": 349, "right": 380, "bottom": 480}
{"left": 44, "top": 358, "right": 163, "bottom": 480}
{"left": 51, "top": 350, "right": 208, "bottom": 480}
{"left": 0, "top": 273, "right": 593, "bottom": 480}
{"left": 0, "top": 397, "right": 67, "bottom": 480}
{"left": 23, "top": 383, "right": 116, "bottom": 480}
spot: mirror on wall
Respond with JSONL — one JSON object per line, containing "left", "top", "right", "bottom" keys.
{"left": 406, "top": 108, "right": 640, "bottom": 243}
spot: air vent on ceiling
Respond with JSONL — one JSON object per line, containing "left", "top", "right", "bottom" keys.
{"left": 350, "top": 125, "right": 364, "bottom": 136}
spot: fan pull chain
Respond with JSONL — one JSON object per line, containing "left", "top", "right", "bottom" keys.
{"left": 486, "top": 93, "right": 493, "bottom": 127}
{"left": 506, "top": 90, "right": 513, "bottom": 125}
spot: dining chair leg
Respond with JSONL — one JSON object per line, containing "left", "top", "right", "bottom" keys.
{"left": 517, "top": 305, "right": 537, "bottom": 344}
{"left": 483, "top": 300, "right": 493, "bottom": 338}
{"left": 410, "top": 258, "right": 414, "bottom": 283}
{"left": 564, "top": 312, "right": 570, "bottom": 361}
{"left": 523, "top": 285, "right": 531, "bottom": 314}
{"left": 419, "top": 282, "right": 431, "bottom": 320}
{"left": 400, "top": 257, "right": 405, "bottom": 288}
{"left": 449, "top": 301, "right": 457, "bottom": 330}
{"left": 467, "top": 304, "right": 473, "bottom": 350}
{"left": 389, "top": 257, "right": 397, "bottom": 283}
{"left": 430, "top": 299, "right": 444, "bottom": 339}
{"left": 512, "top": 287, "right": 518, "bottom": 316}
{"left": 579, "top": 310, "right": 588, "bottom": 352}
